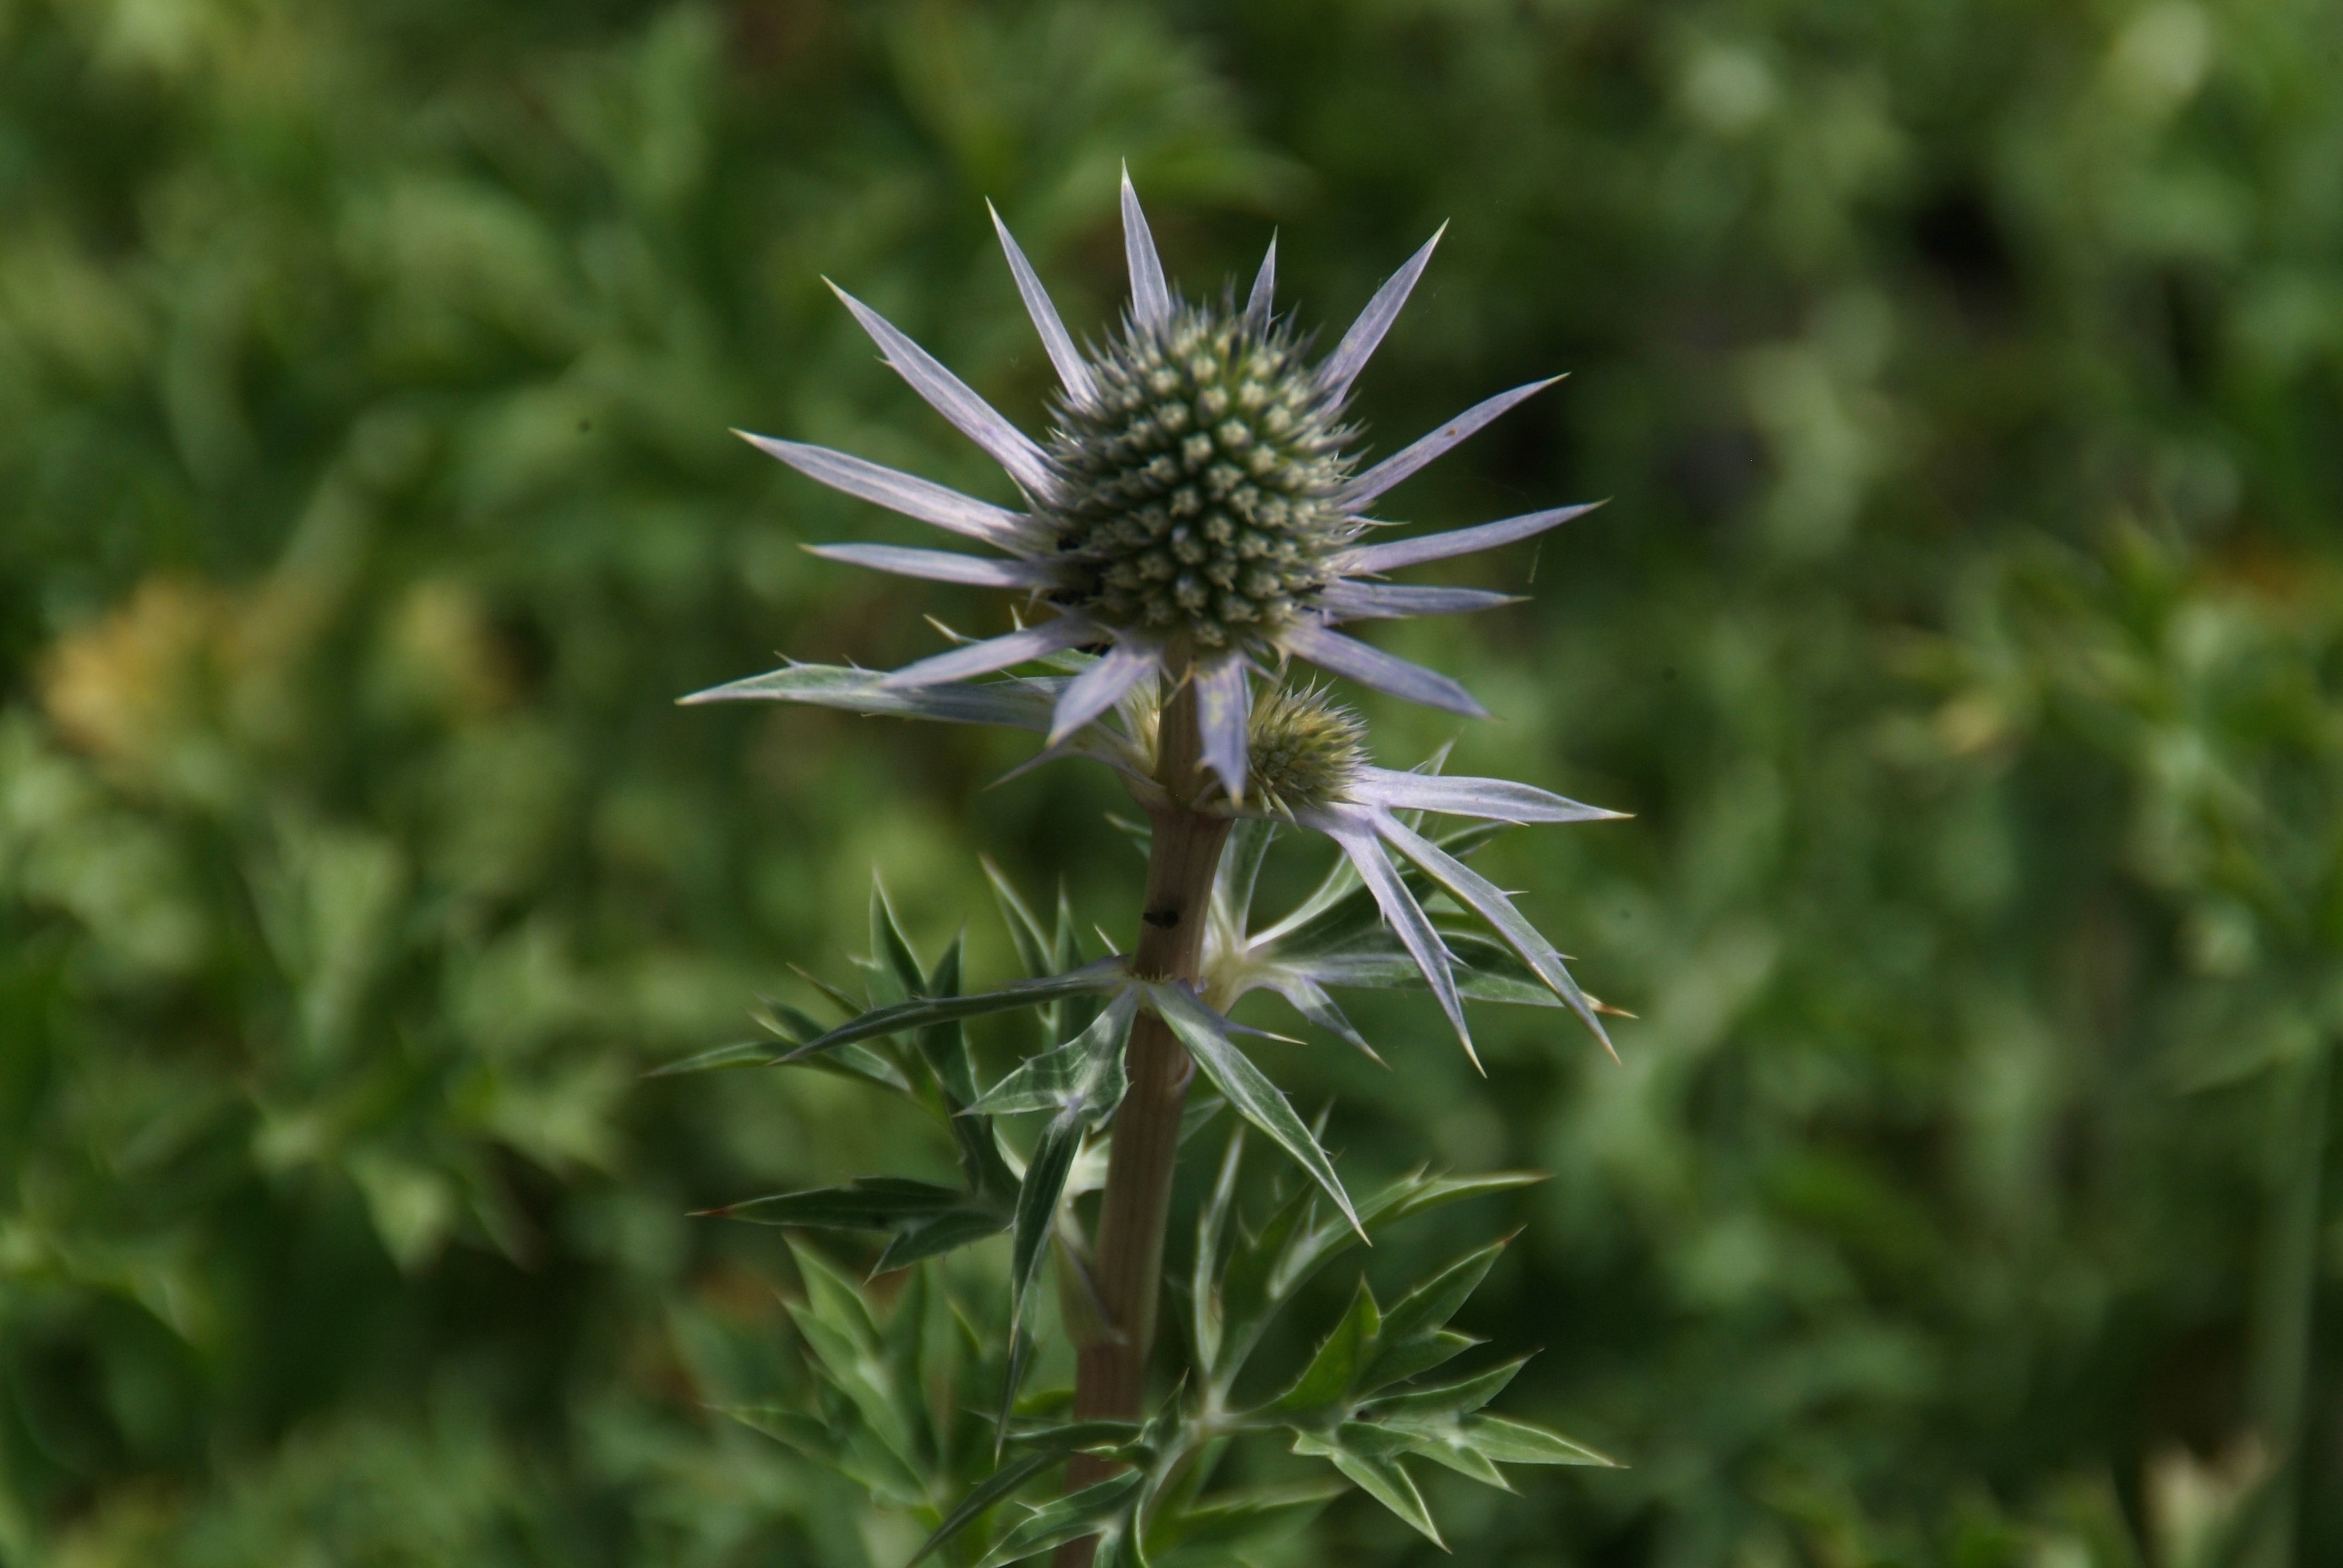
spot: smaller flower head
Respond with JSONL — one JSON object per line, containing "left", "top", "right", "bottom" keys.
{"left": 1242, "top": 683, "right": 1364, "bottom": 819}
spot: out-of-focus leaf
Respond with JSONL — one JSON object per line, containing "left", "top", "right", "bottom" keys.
{"left": 1292, "top": 1428, "right": 1442, "bottom": 1546}
{"left": 782, "top": 962, "right": 1128, "bottom": 1060}
{"left": 1272, "top": 1278, "right": 1380, "bottom": 1416}
{"left": 976, "top": 1471, "right": 1145, "bottom": 1567}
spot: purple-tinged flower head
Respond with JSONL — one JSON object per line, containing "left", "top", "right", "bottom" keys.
{"left": 735, "top": 167, "right": 1601, "bottom": 804}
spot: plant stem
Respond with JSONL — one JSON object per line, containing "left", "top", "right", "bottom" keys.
{"left": 2244, "top": 1038, "right": 2330, "bottom": 1568}
{"left": 1055, "top": 663, "right": 1232, "bottom": 1568}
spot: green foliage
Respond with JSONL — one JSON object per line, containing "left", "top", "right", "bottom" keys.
{"left": 762, "top": 1145, "right": 1602, "bottom": 1568}
{"left": 3, "top": 0, "right": 2341, "bottom": 1563}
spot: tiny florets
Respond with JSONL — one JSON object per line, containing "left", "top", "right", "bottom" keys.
{"left": 1244, "top": 683, "right": 1364, "bottom": 816}
{"left": 1048, "top": 302, "right": 1356, "bottom": 650}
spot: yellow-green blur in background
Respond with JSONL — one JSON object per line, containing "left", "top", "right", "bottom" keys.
{"left": 4, "top": 0, "right": 2341, "bottom": 1562}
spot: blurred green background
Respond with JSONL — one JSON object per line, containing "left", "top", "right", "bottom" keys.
{"left": 4, "top": 0, "right": 2341, "bottom": 1562}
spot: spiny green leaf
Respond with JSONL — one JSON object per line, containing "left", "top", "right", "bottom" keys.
{"left": 1452, "top": 1412, "right": 1618, "bottom": 1467}
{"left": 1191, "top": 1128, "right": 1245, "bottom": 1371}
{"left": 1293, "top": 1429, "right": 1442, "bottom": 1547}
{"left": 972, "top": 990, "right": 1136, "bottom": 1120}
{"left": 1360, "top": 1355, "right": 1529, "bottom": 1420}
{"left": 783, "top": 1241, "right": 926, "bottom": 1478}
{"left": 781, "top": 962, "right": 1127, "bottom": 1060}
{"left": 1350, "top": 1329, "right": 1478, "bottom": 1392}
{"left": 753, "top": 999, "right": 831, "bottom": 1043}
{"left": 1011, "top": 1113, "right": 1085, "bottom": 1337}
{"left": 873, "top": 1205, "right": 1015, "bottom": 1270}
{"left": 906, "top": 1451, "right": 1056, "bottom": 1567}
{"left": 1146, "top": 982, "right": 1358, "bottom": 1234}
{"left": 1394, "top": 1422, "right": 1513, "bottom": 1489}
{"left": 1272, "top": 1278, "right": 1380, "bottom": 1417}
{"left": 726, "top": 1401, "right": 928, "bottom": 1506}
{"left": 870, "top": 878, "right": 925, "bottom": 1006}
{"left": 702, "top": 1175, "right": 974, "bottom": 1229}
{"left": 645, "top": 1040, "right": 773, "bottom": 1076}
{"left": 918, "top": 934, "right": 984, "bottom": 1104}
{"left": 984, "top": 857, "right": 1056, "bottom": 982}
{"left": 977, "top": 1471, "right": 1145, "bottom": 1567}
{"left": 789, "top": 962, "right": 865, "bottom": 1019}
{"left": 1365, "top": 1237, "right": 1508, "bottom": 1384}
{"left": 718, "top": 1402, "right": 831, "bottom": 1457}
{"left": 1148, "top": 1479, "right": 1349, "bottom": 1554}
{"left": 810, "top": 1040, "right": 918, "bottom": 1094}
{"left": 1213, "top": 1168, "right": 1535, "bottom": 1392}
{"left": 999, "top": 1418, "right": 1145, "bottom": 1455}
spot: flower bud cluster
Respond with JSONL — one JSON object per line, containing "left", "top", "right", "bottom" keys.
{"left": 1243, "top": 683, "right": 1364, "bottom": 817}
{"left": 1049, "top": 304, "right": 1354, "bottom": 649}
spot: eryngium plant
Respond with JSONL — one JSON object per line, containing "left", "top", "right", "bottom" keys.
{"left": 669, "top": 172, "right": 1623, "bottom": 1565}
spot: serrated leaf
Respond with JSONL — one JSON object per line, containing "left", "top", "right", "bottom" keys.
{"left": 977, "top": 1471, "right": 1146, "bottom": 1567}
{"left": 1191, "top": 1129, "right": 1245, "bottom": 1371}
{"left": 783, "top": 1241, "right": 926, "bottom": 1479}
{"left": 706, "top": 1175, "right": 973, "bottom": 1229}
{"left": 1394, "top": 1422, "right": 1513, "bottom": 1489}
{"left": 984, "top": 857, "right": 1056, "bottom": 982}
{"left": 1454, "top": 1412, "right": 1618, "bottom": 1467}
{"left": 873, "top": 1205, "right": 1015, "bottom": 1270}
{"left": 789, "top": 962, "right": 865, "bottom": 1019}
{"left": 782, "top": 962, "right": 1129, "bottom": 1060}
{"left": 718, "top": 1402, "right": 832, "bottom": 1457}
{"left": 907, "top": 1450, "right": 1056, "bottom": 1567}
{"left": 999, "top": 1418, "right": 1145, "bottom": 1453}
{"left": 871, "top": 879, "right": 925, "bottom": 1006}
{"left": 1360, "top": 1356, "right": 1528, "bottom": 1420}
{"left": 1350, "top": 1329, "right": 1478, "bottom": 1392}
{"left": 1146, "top": 983, "right": 1358, "bottom": 1234}
{"left": 1011, "top": 1113, "right": 1085, "bottom": 1337}
{"left": 811, "top": 1040, "right": 918, "bottom": 1094}
{"left": 919, "top": 935, "right": 984, "bottom": 1102}
{"left": 1150, "top": 1479, "right": 1349, "bottom": 1555}
{"left": 646, "top": 1040, "right": 774, "bottom": 1076}
{"left": 1292, "top": 1431, "right": 1442, "bottom": 1547}
{"left": 1212, "top": 1168, "right": 1538, "bottom": 1393}
{"left": 1364, "top": 1238, "right": 1507, "bottom": 1385}
{"left": 726, "top": 1402, "right": 926, "bottom": 1505}
{"left": 1272, "top": 1277, "right": 1381, "bottom": 1416}
{"left": 753, "top": 999, "right": 829, "bottom": 1043}
{"left": 972, "top": 990, "right": 1137, "bottom": 1120}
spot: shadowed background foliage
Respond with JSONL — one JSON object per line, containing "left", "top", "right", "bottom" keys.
{"left": 3, "top": 0, "right": 2340, "bottom": 1563}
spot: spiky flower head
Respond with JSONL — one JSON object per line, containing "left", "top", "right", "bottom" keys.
{"left": 732, "top": 167, "right": 1601, "bottom": 803}
{"left": 1243, "top": 683, "right": 1364, "bottom": 818}
{"left": 1051, "top": 303, "right": 1351, "bottom": 649}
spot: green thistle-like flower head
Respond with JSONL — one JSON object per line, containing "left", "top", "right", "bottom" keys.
{"left": 1050, "top": 304, "right": 1353, "bottom": 650}
{"left": 1244, "top": 683, "right": 1363, "bottom": 816}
